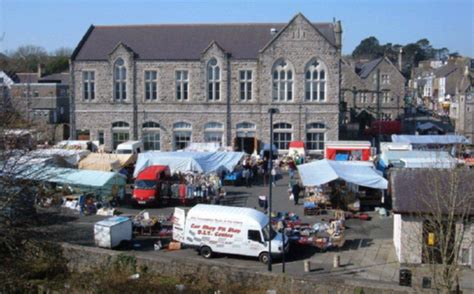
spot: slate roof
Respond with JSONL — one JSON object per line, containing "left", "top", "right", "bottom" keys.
{"left": 72, "top": 22, "right": 336, "bottom": 61}
{"left": 391, "top": 168, "right": 474, "bottom": 215}
{"left": 357, "top": 57, "right": 384, "bottom": 79}
{"left": 434, "top": 63, "right": 458, "bottom": 78}
{"left": 39, "top": 73, "right": 70, "bottom": 85}
{"left": 15, "top": 73, "right": 39, "bottom": 83}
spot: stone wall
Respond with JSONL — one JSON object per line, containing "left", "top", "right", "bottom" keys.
{"left": 61, "top": 243, "right": 415, "bottom": 294}
{"left": 72, "top": 14, "right": 340, "bottom": 152}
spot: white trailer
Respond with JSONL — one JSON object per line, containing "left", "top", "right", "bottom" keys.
{"left": 173, "top": 204, "right": 288, "bottom": 263}
{"left": 116, "top": 140, "right": 144, "bottom": 154}
{"left": 94, "top": 216, "right": 132, "bottom": 248}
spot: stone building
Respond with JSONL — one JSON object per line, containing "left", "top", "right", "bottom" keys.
{"left": 342, "top": 56, "right": 406, "bottom": 122}
{"left": 70, "top": 13, "right": 342, "bottom": 153}
{"left": 450, "top": 62, "right": 474, "bottom": 143}
{"left": 10, "top": 71, "right": 70, "bottom": 142}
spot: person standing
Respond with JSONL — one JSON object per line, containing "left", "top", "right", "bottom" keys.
{"left": 291, "top": 182, "right": 301, "bottom": 205}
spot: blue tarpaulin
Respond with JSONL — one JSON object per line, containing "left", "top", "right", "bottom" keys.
{"left": 134, "top": 151, "right": 245, "bottom": 177}
{"left": 11, "top": 165, "right": 126, "bottom": 197}
{"left": 297, "top": 159, "right": 388, "bottom": 189}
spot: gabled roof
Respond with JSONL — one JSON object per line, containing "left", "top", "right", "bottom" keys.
{"left": 15, "top": 73, "right": 39, "bottom": 83}
{"left": 357, "top": 57, "right": 384, "bottom": 79}
{"left": 72, "top": 21, "right": 336, "bottom": 61}
{"left": 434, "top": 63, "right": 458, "bottom": 78}
{"left": 39, "top": 72, "right": 70, "bottom": 85}
{"left": 391, "top": 168, "right": 474, "bottom": 215}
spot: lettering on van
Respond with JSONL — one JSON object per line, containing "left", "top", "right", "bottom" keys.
{"left": 190, "top": 223, "right": 241, "bottom": 238}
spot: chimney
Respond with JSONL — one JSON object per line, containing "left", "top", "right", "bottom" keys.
{"left": 37, "top": 63, "right": 43, "bottom": 78}
{"left": 270, "top": 28, "right": 278, "bottom": 36}
{"left": 398, "top": 48, "right": 403, "bottom": 72}
{"left": 334, "top": 20, "right": 342, "bottom": 52}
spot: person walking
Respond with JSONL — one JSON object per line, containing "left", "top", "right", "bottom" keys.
{"left": 291, "top": 182, "right": 301, "bottom": 205}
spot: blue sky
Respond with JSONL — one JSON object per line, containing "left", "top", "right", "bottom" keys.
{"left": 0, "top": 0, "right": 473, "bottom": 56}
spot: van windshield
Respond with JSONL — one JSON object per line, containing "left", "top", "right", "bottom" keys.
{"left": 262, "top": 225, "right": 277, "bottom": 241}
{"left": 134, "top": 180, "right": 156, "bottom": 190}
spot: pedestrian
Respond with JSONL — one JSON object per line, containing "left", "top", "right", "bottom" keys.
{"left": 271, "top": 167, "right": 277, "bottom": 187}
{"left": 288, "top": 159, "right": 297, "bottom": 179}
{"left": 291, "top": 182, "right": 301, "bottom": 205}
{"left": 243, "top": 167, "right": 251, "bottom": 187}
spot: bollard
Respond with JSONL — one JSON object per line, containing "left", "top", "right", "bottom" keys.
{"left": 304, "top": 260, "right": 311, "bottom": 272}
{"left": 333, "top": 254, "right": 340, "bottom": 268}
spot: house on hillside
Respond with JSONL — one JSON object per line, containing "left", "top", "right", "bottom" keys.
{"left": 341, "top": 56, "right": 406, "bottom": 139}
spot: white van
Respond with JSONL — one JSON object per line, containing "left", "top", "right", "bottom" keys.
{"left": 173, "top": 204, "right": 289, "bottom": 263}
{"left": 116, "top": 140, "right": 144, "bottom": 154}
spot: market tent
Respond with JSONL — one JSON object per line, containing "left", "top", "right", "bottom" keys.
{"left": 13, "top": 165, "right": 126, "bottom": 197}
{"left": 28, "top": 149, "right": 90, "bottom": 166}
{"left": 184, "top": 142, "right": 221, "bottom": 152}
{"left": 297, "top": 159, "right": 387, "bottom": 189}
{"left": 79, "top": 153, "right": 135, "bottom": 171}
{"left": 134, "top": 151, "right": 245, "bottom": 177}
{"left": 378, "top": 150, "right": 455, "bottom": 170}
{"left": 391, "top": 135, "right": 468, "bottom": 145}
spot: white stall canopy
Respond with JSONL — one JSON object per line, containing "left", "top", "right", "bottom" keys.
{"left": 391, "top": 135, "right": 469, "bottom": 145}
{"left": 134, "top": 151, "right": 245, "bottom": 177}
{"left": 297, "top": 159, "right": 388, "bottom": 189}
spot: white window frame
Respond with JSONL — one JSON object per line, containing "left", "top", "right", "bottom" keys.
{"left": 142, "top": 121, "right": 160, "bottom": 151}
{"left": 114, "top": 58, "right": 127, "bottom": 101}
{"left": 273, "top": 122, "right": 292, "bottom": 150}
{"left": 112, "top": 121, "right": 130, "bottom": 149}
{"left": 204, "top": 122, "right": 224, "bottom": 144}
{"left": 239, "top": 70, "right": 252, "bottom": 101}
{"left": 176, "top": 70, "right": 189, "bottom": 101}
{"left": 207, "top": 58, "right": 220, "bottom": 101}
{"left": 382, "top": 74, "right": 390, "bottom": 84}
{"left": 305, "top": 59, "right": 327, "bottom": 102}
{"left": 83, "top": 71, "right": 95, "bottom": 100}
{"left": 306, "top": 122, "right": 326, "bottom": 152}
{"left": 144, "top": 70, "right": 158, "bottom": 100}
{"left": 173, "top": 122, "right": 192, "bottom": 150}
{"left": 272, "top": 60, "right": 293, "bottom": 102}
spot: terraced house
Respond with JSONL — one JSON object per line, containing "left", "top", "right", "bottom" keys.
{"left": 70, "top": 13, "right": 342, "bottom": 153}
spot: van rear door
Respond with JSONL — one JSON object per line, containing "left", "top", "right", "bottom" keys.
{"left": 173, "top": 208, "right": 186, "bottom": 243}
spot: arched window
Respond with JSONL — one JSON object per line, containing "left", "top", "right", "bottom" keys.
{"left": 207, "top": 58, "right": 220, "bottom": 101}
{"left": 142, "top": 121, "right": 160, "bottom": 128}
{"left": 305, "top": 59, "right": 326, "bottom": 101}
{"left": 142, "top": 121, "right": 160, "bottom": 151}
{"left": 272, "top": 60, "right": 293, "bottom": 102}
{"left": 273, "top": 122, "right": 292, "bottom": 150}
{"left": 114, "top": 58, "right": 127, "bottom": 101}
{"left": 112, "top": 121, "right": 129, "bottom": 149}
{"left": 236, "top": 122, "right": 256, "bottom": 130}
{"left": 306, "top": 122, "right": 326, "bottom": 151}
{"left": 173, "top": 122, "right": 192, "bottom": 150}
{"left": 112, "top": 121, "right": 129, "bottom": 128}
{"left": 204, "top": 122, "right": 224, "bottom": 144}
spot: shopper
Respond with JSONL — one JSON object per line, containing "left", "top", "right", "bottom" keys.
{"left": 291, "top": 182, "right": 301, "bottom": 205}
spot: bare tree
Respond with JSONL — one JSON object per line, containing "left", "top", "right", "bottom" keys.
{"left": 394, "top": 167, "right": 474, "bottom": 292}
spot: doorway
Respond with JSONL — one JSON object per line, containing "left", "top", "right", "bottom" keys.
{"left": 235, "top": 137, "right": 256, "bottom": 154}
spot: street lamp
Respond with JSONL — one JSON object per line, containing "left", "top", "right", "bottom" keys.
{"left": 267, "top": 107, "right": 279, "bottom": 272}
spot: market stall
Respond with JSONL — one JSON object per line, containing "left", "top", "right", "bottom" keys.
{"left": 133, "top": 151, "right": 245, "bottom": 177}
{"left": 297, "top": 159, "right": 387, "bottom": 213}
{"left": 79, "top": 153, "right": 135, "bottom": 172}
{"left": 14, "top": 165, "right": 127, "bottom": 200}
{"left": 324, "top": 141, "right": 372, "bottom": 161}
{"left": 377, "top": 150, "right": 457, "bottom": 172}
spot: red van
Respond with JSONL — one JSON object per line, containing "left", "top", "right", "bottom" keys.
{"left": 133, "top": 165, "right": 172, "bottom": 205}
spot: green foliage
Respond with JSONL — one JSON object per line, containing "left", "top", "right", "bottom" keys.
{"left": 352, "top": 37, "right": 455, "bottom": 79}
{"left": 1, "top": 45, "right": 72, "bottom": 75}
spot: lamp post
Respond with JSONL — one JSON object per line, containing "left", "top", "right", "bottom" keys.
{"left": 267, "top": 107, "right": 279, "bottom": 272}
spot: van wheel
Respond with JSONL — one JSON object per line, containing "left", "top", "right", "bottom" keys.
{"left": 200, "top": 246, "right": 213, "bottom": 259}
{"left": 259, "top": 252, "right": 270, "bottom": 264}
